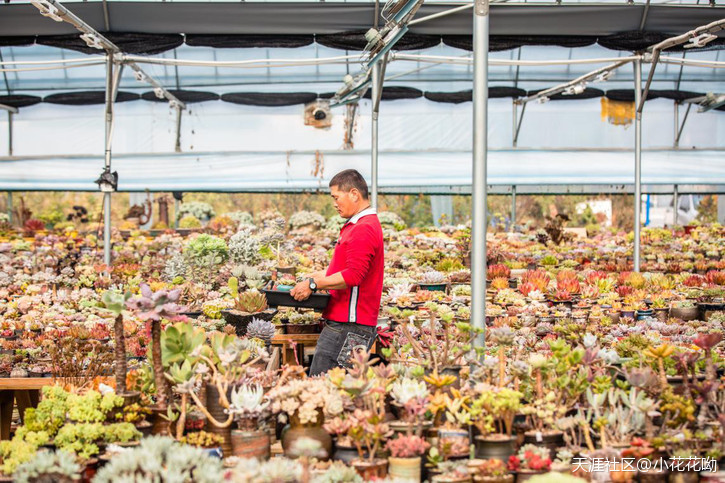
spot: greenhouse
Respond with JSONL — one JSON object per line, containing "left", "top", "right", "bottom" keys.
{"left": 0, "top": 0, "right": 724, "bottom": 481}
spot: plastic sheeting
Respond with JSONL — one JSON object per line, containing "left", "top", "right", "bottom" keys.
{"left": 0, "top": 150, "right": 722, "bottom": 192}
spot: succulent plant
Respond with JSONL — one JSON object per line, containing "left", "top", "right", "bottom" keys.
{"left": 178, "top": 215, "right": 202, "bottom": 229}
{"left": 179, "top": 430, "right": 223, "bottom": 448}
{"left": 420, "top": 270, "right": 446, "bottom": 285}
{"left": 229, "top": 228, "right": 261, "bottom": 265}
{"left": 234, "top": 290, "right": 269, "bottom": 314}
{"left": 176, "top": 201, "right": 215, "bottom": 221}
{"left": 223, "top": 211, "right": 254, "bottom": 227}
{"left": 13, "top": 450, "right": 80, "bottom": 483}
{"left": 93, "top": 436, "right": 225, "bottom": 483}
{"left": 246, "top": 318, "right": 276, "bottom": 342}
{"left": 312, "top": 461, "right": 362, "bottom": 483}
{"left": 378, "top": 211, "right": 406, "bottom": 230}
{"left": 390, "top": 377, "right": 428, "bottom": 406}
{"left": 325, "top": 215, "right": 346, "bottom": 232}
{"left": 288, "top": 211, "right": 325, "bottom": 230}
{"left": 228, "top": 384, "right": 269, "bottom": 418}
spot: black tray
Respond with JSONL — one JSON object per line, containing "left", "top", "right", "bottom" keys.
{"left": 261, "top": 289, "right": 330, "bottom": 312}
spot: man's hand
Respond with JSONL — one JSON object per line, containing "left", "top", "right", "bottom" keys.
{"left": 290, "top": 280, "right": 313, "bottom": 301}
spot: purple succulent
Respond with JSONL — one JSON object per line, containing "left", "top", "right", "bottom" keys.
{"left": 126, "top": 284, "right": 188, "bottom": 322}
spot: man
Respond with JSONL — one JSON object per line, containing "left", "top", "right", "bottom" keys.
{"left": 290, "top": 169, "right": 384, "bottom": 376}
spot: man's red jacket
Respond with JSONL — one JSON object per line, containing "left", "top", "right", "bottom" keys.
{"left": 322, "top": 207, "right": 384, "bottom": 327}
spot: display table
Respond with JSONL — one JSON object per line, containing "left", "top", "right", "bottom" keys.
{"left": 271, "top": 334, "right": 320, "bottom": 366}
{"left": 0, "top": 379, "right": 51, "bottom": 440}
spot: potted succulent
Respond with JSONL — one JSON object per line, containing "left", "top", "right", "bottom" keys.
{"left": 419, "top": 270, "right": 448, "bottom": 292}
{"left": 386, "top": 434, "right": 430, "bottom": 481}
{"left": 470, "top": 384, "right": 523, "bottom": 463}
{"left": 228, "top": 384, "right": 271, "bottom": 461}
{"left": 388, "top": 376, "right": 431, "bottom": 435}
{"left": 468, "top": 458, "right": 513, "bottom": 483}
{"left": 12, "top": 450, "right": 81, "bottom": 483}
{"left": 507, "top": 444, "right": 552, "bottom": 482}
{"left": 221, "top": 289, "right": 274, "bottom": 336}
{"left": 266, "top": 369, "right": 343, "bottom": 460}
{"left": 670, "top": 300, "right": 698, "bottom": 321}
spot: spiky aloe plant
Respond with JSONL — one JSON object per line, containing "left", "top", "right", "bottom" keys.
{"left": 234, "top": 289, "right": 268, "bottom": 314}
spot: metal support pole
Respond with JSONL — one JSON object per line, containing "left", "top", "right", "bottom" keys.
{"left": 371, "top": 62, "right": 380, "bottom": 211}
{"left": 471, "top": 0, "right": 489, "bottom": 349}
{"left": 633, "top": 58, "right": 642, "bottom": 273}
{"left": 6, "top": 192, "right": 12, "bottom": 225}
{"left": 675, "top": 103, "right": 692, "bottom": 148}
{"left": 7, "top": 111, "right": 12, "bottom": 157}
{"left": 512, "top": 102, "right": 517, "bottom": 147}
{"left": 673, "top": 184, "right": 679, "bottom": 227}
{"left": 174, "top": 198, "right": 180, "bottom": 229}
{"left": 174, "top": 106, "right": 183, "bottom": 153}
{"left": 511, "top": 185, "right": 516, "bottom": 230}
{"left": 103, "top": 54, "right": 114, "bottom": 266}
{"left": 673, "top": 102, "right": 678, "bottom": 148}
{"left": 513, "top": 102, "right": 526, "bottom": 148}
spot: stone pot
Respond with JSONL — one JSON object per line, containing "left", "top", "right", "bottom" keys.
{"left": 670, "top": 306, "right": 699, "bottom": 321}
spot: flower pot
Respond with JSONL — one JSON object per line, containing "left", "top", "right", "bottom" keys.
{"left": 419, "top": 283, "right": 448, "bottom": 292}
{"left": 670, "top": 306, "right": 698, "bottom": 321}
{"left": 231, "top": 429, "right": 270, "bottom": 461}
{"left": 474, "top": 475, "right": 514, "bottom": 483}
{"left": 433, "top": 475, "right": 473, "bottom": 483}
{"left": 698, "top": 302, "right": 724, "bottom": 321}
{"left": 653, "top": 308, "right": 668, "bottom": 322}
{"left": 332, "top": 442, "right": 363, "bottom": 464}
{"left": 637, "top": 468, "right": 668, "bottom": 483}
{"left": 205, "top": 384, "right": 233, "bottom": 457}
{"left": 522, "top": 431, "right": 564, "bottom": 460}
{"left": 389, "top": 420, "right": 432, "bottom": 436}
{"left": 281, "top": 410, "right": 332, "bottom": 461}
{"left": 285, "top": 323, "right": 320, "bottom": 335}
{"left": 668, "top": 470, "right": 699, "bottom": 483}
{"left": 515, "top": 470, "right": 546, "bottom": 483}
{"left": 150, "top": 406, "right": 171, "bottom": 437}
{"left": 474, "top": 435, "right": 517, "bottom": 462}
{"left": 352, "top": 458, "right": 388, "bottom": 480}
{"left": 388, "top": 456, "right": 421, "bottom": 481}
{"left": 438, "top": 428, "right": 470, "bottom": 459}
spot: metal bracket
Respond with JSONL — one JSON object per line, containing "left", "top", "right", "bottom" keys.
{"left": 674, "top": 102, "right": 692, "bottom": 148}
{"left": 513, "top": 102, "right": 527, "bottom": 147}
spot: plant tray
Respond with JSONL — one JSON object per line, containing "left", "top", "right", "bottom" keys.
{"left": 261, "top": 289, "right": 330, "bottom": 312}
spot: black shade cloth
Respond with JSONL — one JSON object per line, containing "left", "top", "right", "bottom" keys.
{"left": 44, "top": 91, "right": 140, "bottom": 106}
{"left": 185, "top": 34, "right": 314, "bottom": 49}
{"left": 424, "top": 87, "right": 526, "bottom": 104}
{"left": 0, "top": 95, "right": 42, "bottom": 109}
{"left": 605, "top": 89, "right": 661, "bottom": 102}
{"left": 0, "top": 36, "right": 35, "bottom": 47}
{"left": 527, "top": 87, "right": 604, "bottom": 101}
{"left": 221, "top": 92, "right": 318, "bottom": 107}
{"left": 317, "top": 93, "right": 337, "bottom": 100}
{"left": 316, "top": 31, "right": 440, "bottom": 51}
{"left": 37, "top": 33, "right": 184, "bottom": 55}
{"left": 362, "top": 86, "right": 423, "bottom": 101}
{"left": 649, "top": 90, "right": 705, "bottom": 102}
{"left": 141, "top": 90, "right": 220, "bottom": 103}
{"left": 443, "top": 35, "right": 598, "bottom": 52}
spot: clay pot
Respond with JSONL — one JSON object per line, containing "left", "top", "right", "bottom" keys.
{"left": 205, "top": 384, "right": 233, "bottom": 457}
{"left": 231, "top": 429, "right": 270, "bottom": 461}
{"left": 670, "top": 306, "right": 698, "bottom": 321}
{"left": 352, "top": 458, "right": 389, "bottom": 480}
{"left": 515, "top": 470, "right": 546, "bottom": 483}
{"left": 281, "top": 410, "right": 332, "bottom": 461}
{"left": 522, "top": 431, "right": 564, "bottom": 460}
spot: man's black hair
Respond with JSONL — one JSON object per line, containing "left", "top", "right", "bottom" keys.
{"left": 329, "top": 169, "right": 369, "bottom": 200}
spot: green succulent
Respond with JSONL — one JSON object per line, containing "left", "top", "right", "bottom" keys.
{"left": 13, "top": 450, "right": 81, "bottom": 483}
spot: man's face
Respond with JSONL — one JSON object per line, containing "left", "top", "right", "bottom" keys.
{"left": 330, "top": 185, "right": 357, "bottom": 219}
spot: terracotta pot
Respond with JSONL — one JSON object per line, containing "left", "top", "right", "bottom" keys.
{"left": 637, "top": 468, "right": 668, "bottom": 483}
{"left": 474, "top": 435, "right": 517, "bottom": 462}
{"left": 205, "top": 384, "right": 233, "bottom": 457}
{"left": 653, "top": 308, "right": 668, "bottom": 322}
{"left": 515, "top": 470, "right": 546, "bottom": 483}
{"left": 352, "top": 458, "right": 388, "bottom": 480}
{"left": 231, "top": 429, "right": 270, "bottom": 461}
{"left": 433, "top": 474, "right": 473, "bottom": 483}
{"left": 667, "top": 470, "right": 699, "bottom": 483}
{"left": 609, "top": 469, "right": 636, "bottom": 482}
{"left": 281, "top": 410, "right": 332, "bottom": 460}
{"left": 388, "top": 456, "right": 422, "bottom": 481}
